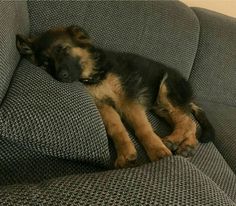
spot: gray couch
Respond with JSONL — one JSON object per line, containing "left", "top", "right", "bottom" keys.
{"left": 0, "top": 1, "right": 235, "bottom": 205}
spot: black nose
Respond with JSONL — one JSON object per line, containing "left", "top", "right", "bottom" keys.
{"left": 59, "top": 70, "right": 69, "bottom": 79}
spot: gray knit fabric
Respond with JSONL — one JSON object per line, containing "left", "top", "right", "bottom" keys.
{"left": 0, "top": 60, "right": 203, "bottom": 168}
{"left": 194, "top": 100, "right": 236, "bottom": 173}
{"left": 25, "top": 0, "right": 201, "bottom": 166}
{"left": 189, "top": 8, "right": 236, "bottom": 106}
{"left": 0, "top": 1, "right": 236, "bottom": 205}
{"left": 190, "top": 143, "right": 236, "bottom": 202}
{"left": 0, "top": 156, "right": 235, "bottom": 206}
{"left": 0, "top": 1, "right": 29, "bottom": 105}
{"left": 27, "top": 1, "right": 199, "bottom": 79}
{"left": 1, "top": 137, "right": 235, "bottom": 203}
{"left": 0, "top": 138, "right": 105, "bottom": 186}
{"left": 0, "top": 60, "right": 110, "bottom": 167}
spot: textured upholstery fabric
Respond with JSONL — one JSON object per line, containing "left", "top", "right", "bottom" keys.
{"left": 1, "top": 0, "right": 203, "bottom": 169}
{"left": 0, "top": 60, "right": 202, "bottom": 168}
{"left": 1, "top": 137, "right": 235, "bottom": 203}
{"left": 0, "top": 1, "right": 29, "bottom": 104}
{"left": 27, "top": 1, "right": 199, "bottom": 79}
{"left": 24, "top": 0, "right": 201, "bottom": 167}
{"left": 190, "top": 143, "right": 236, "bottom": 201}
{"left": 0, "top": 60, "right": 110, "bottom": 167}
{"left": 0, "top": 138, "right": 105, "bottom": 186}
{"left": 1, "top": 156, "right": 236, "bottom": 206}
{"left": 189, "top": 8, "right": 236, "bottom": 106}
{"left": 0, "top": 1, "right": 236, "bottom": 205}
{"left": 194, "top": 100, "right": 236, "bottom": 173}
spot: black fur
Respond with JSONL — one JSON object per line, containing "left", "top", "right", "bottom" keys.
{"left": 191, "top": 106, "right": 215, "bottom": 143}
{"left": 81, "top": 48, "right": 215, "bottom": 143}
{"left": 16, "top": 26, "right": 215, "bottom": 144}
{"left": 86, "top": 48, "right": 193, "bottom": 110}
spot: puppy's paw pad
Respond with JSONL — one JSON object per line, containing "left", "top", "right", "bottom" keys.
{"left": 163, "top": 140, "right": 178, "bottom": 151}
{"left": 126, "top": 153, "right": 137, "bottom": 162}
{"left": 114, "top": 152, "right": 137, "bottom": 169}
{"left": 176, "top": 145, "right": 198, "bottom": 157}
{"left": 148, "top": 146, "right": 172, "bottom": 162}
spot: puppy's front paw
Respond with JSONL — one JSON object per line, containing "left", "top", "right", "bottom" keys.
{"left": 163, "top": 134, "right": 198, "bottom": 157}
{"left": 175, "top": 138, "right": 199, "bottom": 157}
{"left": 147, "top": 145, "right": 172, "bottom": 161}
{"left": 115, "top": 144, "right": 137, "bottom": 169}
{"left": 115, "top": 153, "right": 137, "bottom": 169}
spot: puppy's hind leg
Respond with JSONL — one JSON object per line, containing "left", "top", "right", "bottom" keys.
{"left": 153, "top": 73, "right": 198, "bottom": 157}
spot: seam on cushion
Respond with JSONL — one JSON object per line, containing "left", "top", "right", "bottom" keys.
{"left": 186, "top": 8, "right": 234, "bottom": 106}
{"left": 188, "top": 8, "right": 236, "bottom": 107}
{"left": 187, "top": 7, "right": 201, "bottom": 81}
{"left": 27, "top": 0, "right": 34, "bottom": 35}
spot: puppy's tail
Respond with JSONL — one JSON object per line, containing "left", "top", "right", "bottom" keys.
{"left": 190, "top": 102, "right": 215, "bottom": 143}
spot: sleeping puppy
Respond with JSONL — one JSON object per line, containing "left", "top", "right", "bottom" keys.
{"left": 16, "top": 26, "right": 215, "bottom": 168}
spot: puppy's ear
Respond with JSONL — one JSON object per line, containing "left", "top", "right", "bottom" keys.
{"left": 16, "top": 35, "right": 37, "bottom": 64}
{"left": 67, "top": 25, "right": 92, "bottom": 45}
{"left": 16, "top": 34, "right": 34, "bottom": 55}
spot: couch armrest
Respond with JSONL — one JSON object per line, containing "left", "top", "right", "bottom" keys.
{"left": 0, "top": 1, "right": 29, "bottom": 104}
{"left": 189, "top": 8, "right": 236, "bottom": 106}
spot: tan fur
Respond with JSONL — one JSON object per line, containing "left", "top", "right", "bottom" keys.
{"left": 154, "top": 75, "right": 173, "bottom": 124}
{"left": 73, "top": 32, "right": 92, "bottom": 45}
{"left": 17, "top": 26, "right": 201, "bottom": 167}
{"left": 158, "top": 80, "right": 175, "bottom": 112}
{"left": 155, "top": 79, "right": 198, "bottom": 151}
{"left": 154, "top": 106, "right": 172, "bottom": 125}
{"left": 70, "top": 47, "right": 96, "bottom": 79}
{"left": 190, "top": 102, "right": 202, "bottom": 114}
{"left": 86, "top": 73, "right": 125, "bottom": 110}
{"left": 86, "top": 73, "right": 172, "bottom": 163}
{"left": 164, "top": 109, "right": 197, "bottom": 145}
{"left": 97, "top": 104, "right": 137, "bottom": 168}
{"left": 122, "top": 103, "right": 172, "bottom": 161}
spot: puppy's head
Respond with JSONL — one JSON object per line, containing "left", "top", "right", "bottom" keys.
{"left": 16, "top": 25, "right": 98, "bottom": 83}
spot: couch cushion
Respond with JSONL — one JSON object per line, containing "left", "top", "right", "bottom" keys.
{"left": 194, "top": 100, "right": 236, "bottom": 173}
{"left": 0, "top": 138, "right": 105, "bottom": 185}
{"left": 189, "top": 8, "right": 236, "bottom": 106}
{"left": 27, "top": 1, "right": 199, "bottom": 79}
{"left": 1, "top": 136, "right": 235, "bottom": 202}
{"left": 0, "top": 1, "right": 29, "bottom": 104}
{"left": 0, "top": 60, "right": 202, "bottom": 168}
{"left": 0, "top": 60, "right": 110, "bottom": 167}
{"left": 190, "top": 143, "right": 236, "bottom": 201}
{"left": 0, "top": 156, "right": 235, "bottom": 205}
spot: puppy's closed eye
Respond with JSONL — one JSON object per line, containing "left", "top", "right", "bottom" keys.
{"left": 39, "top": 54, "right": 51, "bottom": 67}
{"left": 42, "top": 59, "right": 49, "bottom": 66}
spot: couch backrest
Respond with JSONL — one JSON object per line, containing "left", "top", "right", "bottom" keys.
{"left": 189, "top": 8, "right": 236, "bottom": 106}
{"left": 0, "top": 1, "right": 29, "bottom": 105}
{"left": 27, "top": 1, "right": 200, "bottom": 79}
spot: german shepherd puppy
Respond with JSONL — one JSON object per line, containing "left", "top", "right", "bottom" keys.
{"left": 16, "top": 26, "right": 214, "bottom": 168}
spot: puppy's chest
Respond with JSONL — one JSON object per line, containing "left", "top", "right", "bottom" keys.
{"left": 86, "top": 73, "right": 125, "bottom": 109}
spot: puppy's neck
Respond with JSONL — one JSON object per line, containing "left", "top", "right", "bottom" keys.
{"left": 81, "top": 46, "right": 111, "bottom": 85}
